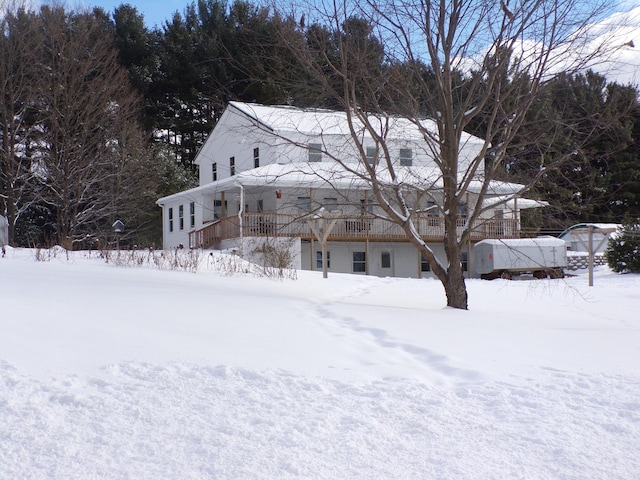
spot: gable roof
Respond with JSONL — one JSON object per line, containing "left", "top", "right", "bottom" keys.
{"left": 228, "top": 101, "right": 485, "bottom": 146}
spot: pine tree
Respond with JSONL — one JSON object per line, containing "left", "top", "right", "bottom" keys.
{"left": 606, "top": 221, "right": 640, "bottom": 273}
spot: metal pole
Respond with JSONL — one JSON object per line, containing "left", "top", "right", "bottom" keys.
{"left": 322, "top": 218, "right": 328, "bottom": 279}
{"left": 588, "top": 225, "right": 594, "bottom": 287}
{"left": 238, "top": 185, "right": 245, "bottom": 257}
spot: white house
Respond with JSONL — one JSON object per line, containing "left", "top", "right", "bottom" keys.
{"left": 156, "top": 102, "right": 546, "bottom": 278}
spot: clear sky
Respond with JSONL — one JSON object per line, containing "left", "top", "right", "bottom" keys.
{"left": 87, "top": 0, "right": 184, "bottom": 28}
{"left": 85, "top": 0, "right": 638, "bottom": 85}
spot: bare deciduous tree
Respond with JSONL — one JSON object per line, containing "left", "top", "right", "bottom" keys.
{"left": 258, "top": 0, "right": 622, "bottom": 309}
{"left": 0, "top": 1, "right": 40, "bottom": 245}
{"left": 30, "top": 6, "right": 147, "bottom": 249}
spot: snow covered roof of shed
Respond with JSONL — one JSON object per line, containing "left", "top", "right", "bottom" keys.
{"left": 477, "top": 236, "right": 566, "bottom": 247}
{"left": 228, "top": 101, "right": 485, "bottom": 145}
{"left": 558, "top": 223, "right": 620, "bottom": 239}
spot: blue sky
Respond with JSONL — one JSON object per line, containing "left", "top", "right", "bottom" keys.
{"left": 83, "top": 1, "right": 638, "bottom": 85}
{"left": 88, "top": 0, "right": 185, "bottom": 28}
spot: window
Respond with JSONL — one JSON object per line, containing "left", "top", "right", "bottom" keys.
{"left": 353, "top": 251, "right": 366, "bottom": 273}
{"left": 324, "top": 197, "right": 338, "bottom": 211}
{"left": 400, "top": 148, "right": 413, "bottom": 166}
{"left": 308, "top": 143, "right": 322, "bottom": 162}
{"left": 168, "top": 207, "right": 174, "bottom": 232}
{"left": 461, "top": 252, "right": 468, "bottom": 272}
{"left": 230, "top": 157, "right": 235, "bottom": 176}
{"left": 360, "top": 198, "right": 373, "bottom": 215}
{"left": 253, "top": 148, "right": 260, "bottom": 168}
{"left": 178, "top": 205, "right": 184, "bottom": 230}
{"left": 493, "top": 209, "right": 504, "bottom": 235}
{"left": 458, "top": 202, "right": 468, "bottom": 216}
{"left": 316, "top": 251, "right": 330, "bottom": 269}
{"left": 257, "top": 199, "right": 264, "bottom": 213}
{"left": 427, "top": 201, "right": 439, "bottom": 217}
{"left": 190, "top": 202, "right": 195, "bottom": 228}
{"left": 381, "top": 251, "right": 391, "bottom": 269}
{"left": 214, "top": 199, "right": 227, "bottom": 219}
{"left": 427, "top": 201, "right": 440, "bottom": 226}
{"left": 212, "top": 162, "right": 217, "bottom": 181}
{"left": 421, "top": 254, "right": 431, "bottom": 272}
{"left": 366, "top": 146, "right": 377, "bottom": 165}
{"left": 297, "top": 196, "right": 311, "bottom": 212}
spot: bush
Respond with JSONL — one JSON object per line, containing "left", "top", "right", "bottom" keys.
{"left": 605, "top": 222, "right": 640, "bottom": 273}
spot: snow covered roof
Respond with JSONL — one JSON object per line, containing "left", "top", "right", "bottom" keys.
{"left": 477, "top": 236, "right": 566, "bottom": 247}
{"left": 229, "top": 101, "right": 485, "bottom": 145}
{"left": 235, "top": 162, "right": 369, "bottom": 190}
{"left": 483, "top": 195, "right": 549, "bottom": 210}
{"left": 558, "top": 223, "right": 620, "bottom": 239}
{"left": 157, "top": 162, "right": 537, "bottom": 205}
{"left": 235, "top": 162, "right": 530, "bottom": 196}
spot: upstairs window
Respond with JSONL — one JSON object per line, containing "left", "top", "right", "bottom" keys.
{"left": 360, "top": 198, "right": 374, "bottom": 215}
{"left": 212, "top": 162, "right": 217, "bottom": 181}
{"left": 366, "top": 146, "right": 377, "bottom": 165}
{"left": 297, "top": 196, "right": 311, "bottom": 212}
{"left": 427, "top": 201, "right": 439, "bottom": 217}
{"left": 178, "top": 205, "right": 184, "bottom": 230}
{"left": 254, "top": 147, "right": 260, "bottom": 168}
{"left": 168, "top": 207, "right": 174, "bottom": 232}
{"left": 308, "top": 143, "right": 322, "bottom": 162}
{"left": 230, "top": 157, "right": 235, "bottom": 176}
{"left": 400, "top": 148, "right": 413, "bottom": 166}
{"left": 190, "top": 202, "right": 195, "bottom": 228}
{"left": 324, "top": 197, "right": 338, "bottom": 211}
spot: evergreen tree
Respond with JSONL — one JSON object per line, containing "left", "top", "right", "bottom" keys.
{"left": 501, "top": 71, "right": 640, "bottom": 231}
{"left": 606, "top": 221, "right": 640, "bottom": 273}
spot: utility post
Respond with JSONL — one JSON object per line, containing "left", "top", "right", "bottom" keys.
{"left": 568, "top": 225, "right": 616, "bottom": 286}
{"left": 307, "top": 209, "right": 341, "bottom": 279}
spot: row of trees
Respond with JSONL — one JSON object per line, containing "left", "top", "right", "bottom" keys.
{"left": 0, "top": 3, "right": 196, "bottom": 248}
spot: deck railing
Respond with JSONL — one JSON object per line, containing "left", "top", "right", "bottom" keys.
{"left": 189, "top": 213, "right": 519, "bottom": 249}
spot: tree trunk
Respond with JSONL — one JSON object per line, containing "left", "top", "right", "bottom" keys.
{"left": 443, "top": 204, "right": 468, "bottom": 310}
{"left": 444, "top": 266, "right": 468, "bottom": 310}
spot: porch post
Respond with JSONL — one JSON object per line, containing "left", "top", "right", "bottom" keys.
{"left": 365, "top": 239, "right": 369, "bottom": 275}
{"left": 514, "top": 197, "right": 519, "bottom": 237}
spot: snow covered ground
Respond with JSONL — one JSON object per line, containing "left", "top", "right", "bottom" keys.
{"left": 1, "top": 247, "right": 639, "bottom": 479}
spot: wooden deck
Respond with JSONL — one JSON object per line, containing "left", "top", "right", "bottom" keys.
{"left": 189, "top": 213, "right": 518, "bottom": 249}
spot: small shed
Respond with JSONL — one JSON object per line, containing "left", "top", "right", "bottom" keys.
{"left": 558, "top": 223, "right": 619, "bottom": 254}
{"left": 474, "top": 237, "right": 567, "bottom": 277}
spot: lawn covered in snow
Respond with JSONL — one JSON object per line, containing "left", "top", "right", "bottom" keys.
{"left": 1, "top": 247, "right": 639, "bottom": 479}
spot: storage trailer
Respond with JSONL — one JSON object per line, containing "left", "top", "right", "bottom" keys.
{"left": 474, "top": 237, "right": 567, "bottom": 279}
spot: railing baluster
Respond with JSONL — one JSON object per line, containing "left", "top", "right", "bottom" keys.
{"left": 189, "top": 212, "right": 517, "bottom": 247}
